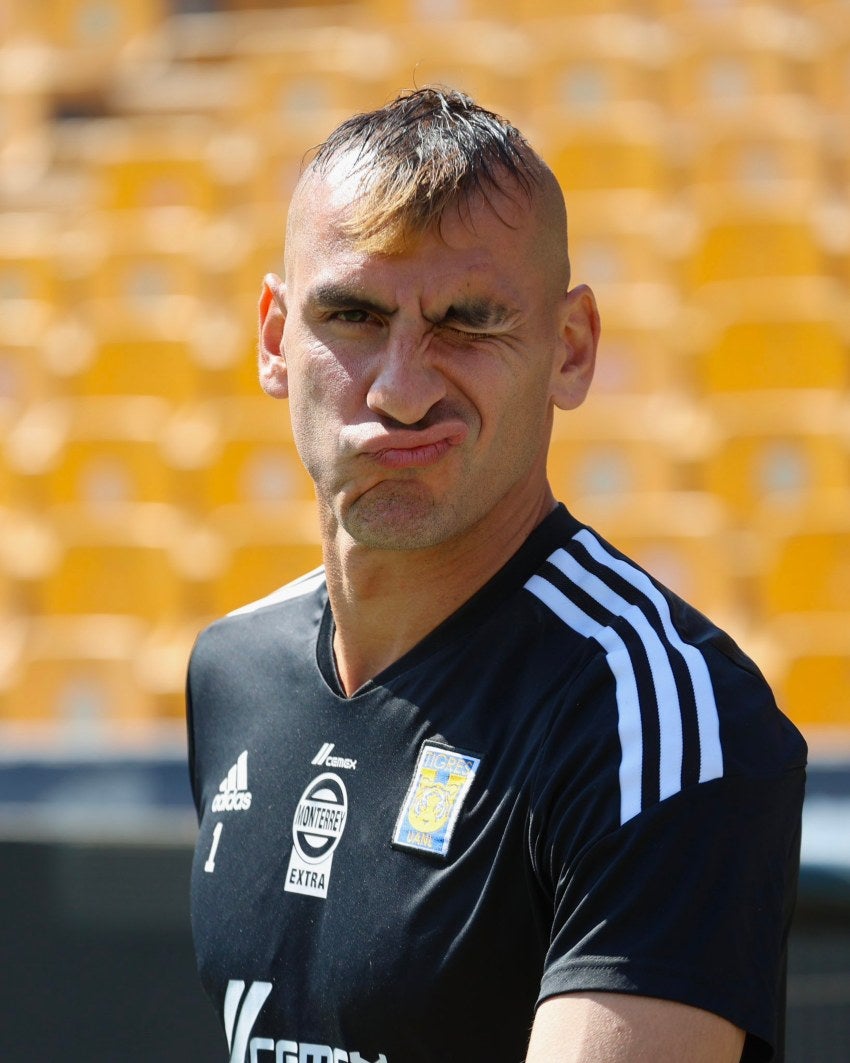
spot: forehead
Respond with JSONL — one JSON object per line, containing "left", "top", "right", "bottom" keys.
{"left": 286, "top": 169, "right": 540, "bottom": 302}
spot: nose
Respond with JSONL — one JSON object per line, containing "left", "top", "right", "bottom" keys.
{"left": 366, "top": 330, "right": 447, "bottom": 425}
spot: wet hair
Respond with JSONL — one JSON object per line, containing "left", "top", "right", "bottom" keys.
{"left": 303, "top": 87, "right": 546, "bottom": 252}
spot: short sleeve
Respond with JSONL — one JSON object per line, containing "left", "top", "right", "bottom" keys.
{"left": 536, "top": 768, "right": 805, "bottom": 1060}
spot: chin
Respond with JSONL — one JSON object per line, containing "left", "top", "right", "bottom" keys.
{"left": 341, "top": 486, "right": 471, "bottom": 552}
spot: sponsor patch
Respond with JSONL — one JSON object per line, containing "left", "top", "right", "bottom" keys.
{"left": 284, "top": 772, "right": 348, "bottom": 899}
{"left": 393, "top": 741, "right": 480, "bottom": 858}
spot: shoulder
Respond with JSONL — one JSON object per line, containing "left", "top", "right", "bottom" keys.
{"left": 523, "top": 518, "right": 806, "bottom": 829}
{"left": 189, "top": 565, "right": 327, "bottom": 669}
{"left": 225, "top": 564, "right": 327, "bottom": 618}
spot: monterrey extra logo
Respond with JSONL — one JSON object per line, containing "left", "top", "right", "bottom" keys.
{"left": 285, "top": 773, "right": 348, "bottom": 898}
{"left": 292, "top": 773, "right": 348, "bottom": 863}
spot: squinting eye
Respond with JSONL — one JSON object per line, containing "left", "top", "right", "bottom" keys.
{"left": 334, "top": 309, "right": 372, "bottom": 324}
{"left": 447, "top": 327, "right": 490, "bottom": 342}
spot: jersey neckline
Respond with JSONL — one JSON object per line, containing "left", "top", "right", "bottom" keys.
{"left": 316, "top": 503, "right": 583, "bottom": 699}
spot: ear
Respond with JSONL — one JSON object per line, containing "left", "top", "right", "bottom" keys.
{"left": 258, "top": 273, "right": 288, "bottom": 399}
{"left": 551, "top": 284, "right": 600, "bottom": 411}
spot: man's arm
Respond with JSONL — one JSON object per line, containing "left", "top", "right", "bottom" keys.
{"left": 526, "top": 993, "right": 745, "bottom": 1063}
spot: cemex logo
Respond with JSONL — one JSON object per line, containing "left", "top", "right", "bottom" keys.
{"left": 311, "top": 743, "right": 357, "bottom": 771}
{"left": 224, "top": 979, "right": 388, "bottom": 1063}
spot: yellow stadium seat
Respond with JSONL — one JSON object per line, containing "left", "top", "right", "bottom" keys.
{"left": 549, "top": 395, "right": 690, "bottom": 505}
{"left": 201, "top": 206, "right": 287, "bottom": 319}
{"left": 208, "top": 504, "right": 323, "bottom": 618}
{"left": 663, "top": 8, "right": 818, "bottom": 114}
{"left": 549, "top": 437, "right": 676, "bottom": 505}
{"left": 766, "top": 613, "right": 850, "bottom": 735}
{"left": 687, "top": 213, "right": 825, "bottom": 285}
{"left": 4, "top": 396, "right": 175, "bottom": 509}
{"left": 242, "top": 160, "right": 303, "bottom": 243}
{"left": 0, "top": 507, "right": 61, "bottom": 617}
{"left": 350, "top": 20, "right": 530, "bottom": 122}
{"left": 86, "top": 242, "right": 202, "bottom": 311}
{"left": 683, "top": 110, "right": 823, "bottom": 208}
{"left": 758, "top": 506, "right": 850, "bottom": 616}
{"left": 590, "top": 321, "right": 681, "bottom": 396}
{"left": 567, "top": 191, "right": 677, "bottom": 291}
{"left": 133, "top": 620, "right": 204, "bottom": 721}
{"left": 191, "top": 322, "right": 266, "bottom": 400}
{"left": 0, "top": 213, "right": 58, "bottom": 305}
{"left": 524, "top": 16, "right": 670, "bottom": 117}
{"left": 570, "top": 270, "right": 685, "bottom": 396}
{"left": 60, "top": 336, "right": 201, "bottom": 402}
{"left": 700, "top": 392, "right": 849, "bottom": 521}
{"left": 0, "top": 342, "right": 52, "bottom": 421}
{"left": 206, "top": 438, "right": 312, "bottom": 509}
{"left": 547, "top": 113, "right": 669, "bottom": 195}
{"left": 0, "top": 616, "right": 155, "bottom": 725}
{"left": 84, "top": 117, "right": 220, "bottom": 214}
{"left": 241, "top": 44, "right": 388, "bottom": 143}
{"left": 168, "top": 397, "right": 313, "bottom": 509}
{"left": 37, "top": 0, "right": 165, "bottom": 53}
{"left": 696, "top": 315, "right": 847, "bottom": 393}
{"left": 812, "top": 10, "right": 850, "bottom": 115}
{"left": 37, "top": 505, "right": 187, "bottom": 623}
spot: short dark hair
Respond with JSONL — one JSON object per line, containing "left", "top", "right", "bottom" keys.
{"left": 304, "top": 87, "right": 545, "bottom": 251}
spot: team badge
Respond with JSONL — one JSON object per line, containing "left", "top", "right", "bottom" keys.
{"left": 393, "top": 741, "right": 480, "bottom": 858}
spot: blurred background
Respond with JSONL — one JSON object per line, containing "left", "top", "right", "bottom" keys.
{"left": 0, "top": 0, "right": 848, "bottom": 1058}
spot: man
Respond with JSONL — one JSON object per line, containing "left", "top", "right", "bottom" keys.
{"left": 187, "top": 88, "right": 806, "bottom": 1063}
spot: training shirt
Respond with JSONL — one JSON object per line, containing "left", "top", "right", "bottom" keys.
{"left": 187, "top": 504, "right": 806, "bottom": 1063}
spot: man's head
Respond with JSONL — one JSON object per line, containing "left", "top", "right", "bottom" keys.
{"left": 261, "top": 88, "right": 599, "bottom": 553}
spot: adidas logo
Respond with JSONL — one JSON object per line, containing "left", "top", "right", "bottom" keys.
{"left": 212, "top": 750, "right": 253, "bottom": 812}
{"left": 311, "top": 742, "right": 357, "bottom": 771}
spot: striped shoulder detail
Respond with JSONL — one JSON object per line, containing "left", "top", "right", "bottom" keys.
{"left": 524, "top": 528, "right": 723, "bottom": 826}
{"left": 227, "top": 565, "right": 326, "bottom": 617}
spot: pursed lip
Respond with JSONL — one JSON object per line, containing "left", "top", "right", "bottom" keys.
{"left": 354, "top": 421, "right": 469, "bottom": 469}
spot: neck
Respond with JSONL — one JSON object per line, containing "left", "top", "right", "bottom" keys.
{"left": 323, "top": 487, "right": 557, "bottom": 695}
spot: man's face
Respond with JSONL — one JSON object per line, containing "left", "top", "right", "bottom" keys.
{"left": 263, "top": 171, "right": 594, "bottom": 552}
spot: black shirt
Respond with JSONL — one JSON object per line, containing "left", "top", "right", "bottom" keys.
{"left": 187, "top": 504, "right": 806, "bottom": 1062}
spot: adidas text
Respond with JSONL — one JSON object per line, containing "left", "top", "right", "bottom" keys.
{"left": 212, "top": 791, "right": 252, "bottom": 812}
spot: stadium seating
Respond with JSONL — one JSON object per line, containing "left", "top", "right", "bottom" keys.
{"left": 757, "top": 502, "right": 850, "bottom": 617}
{"left": 208, "top": 504, "right": 322, "bottom": 617}
{"left": 687, "top": 212, "right": 825, "bottom": 285}
{"left": 699, "top": 391, "right": 849, "bottom": 520}
{"left": 550, "top": 395, "right": 691, "bottom": 503}
{"left": 36, "top": 505, "right": 187, "bottom": 622}
{"left": 547, "top": 110, "right": 671, "bottom": 195}
{"left": 0, "top": 615, "right": 155, "bottom": 725}
{"left": 662, "top": 6, "right": 819, "bottom": 113}
{"left": 694, "top": 312, "right": 847, "bottom": 393}
{"left": 3, "top": 396, "right": 175, "bottom": 509}
{"left": 767, "top": 613, "right": 850, "bottom": 733}
{"left": 191, "top": 398, "right": 314, "bottom": 509}
{"left": 0, "top": 0, "right": 847, "bottom": 745}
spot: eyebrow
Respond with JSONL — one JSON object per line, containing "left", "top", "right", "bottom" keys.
{"left": 437, "top": 298, "right": 515, "bottom": 330}
{"left": 308, "top": 283, "right": 395, "bottom": 318}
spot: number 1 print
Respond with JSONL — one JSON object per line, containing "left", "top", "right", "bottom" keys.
{"left": 204, "top": 821, "right": 223, "bottom": 873}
